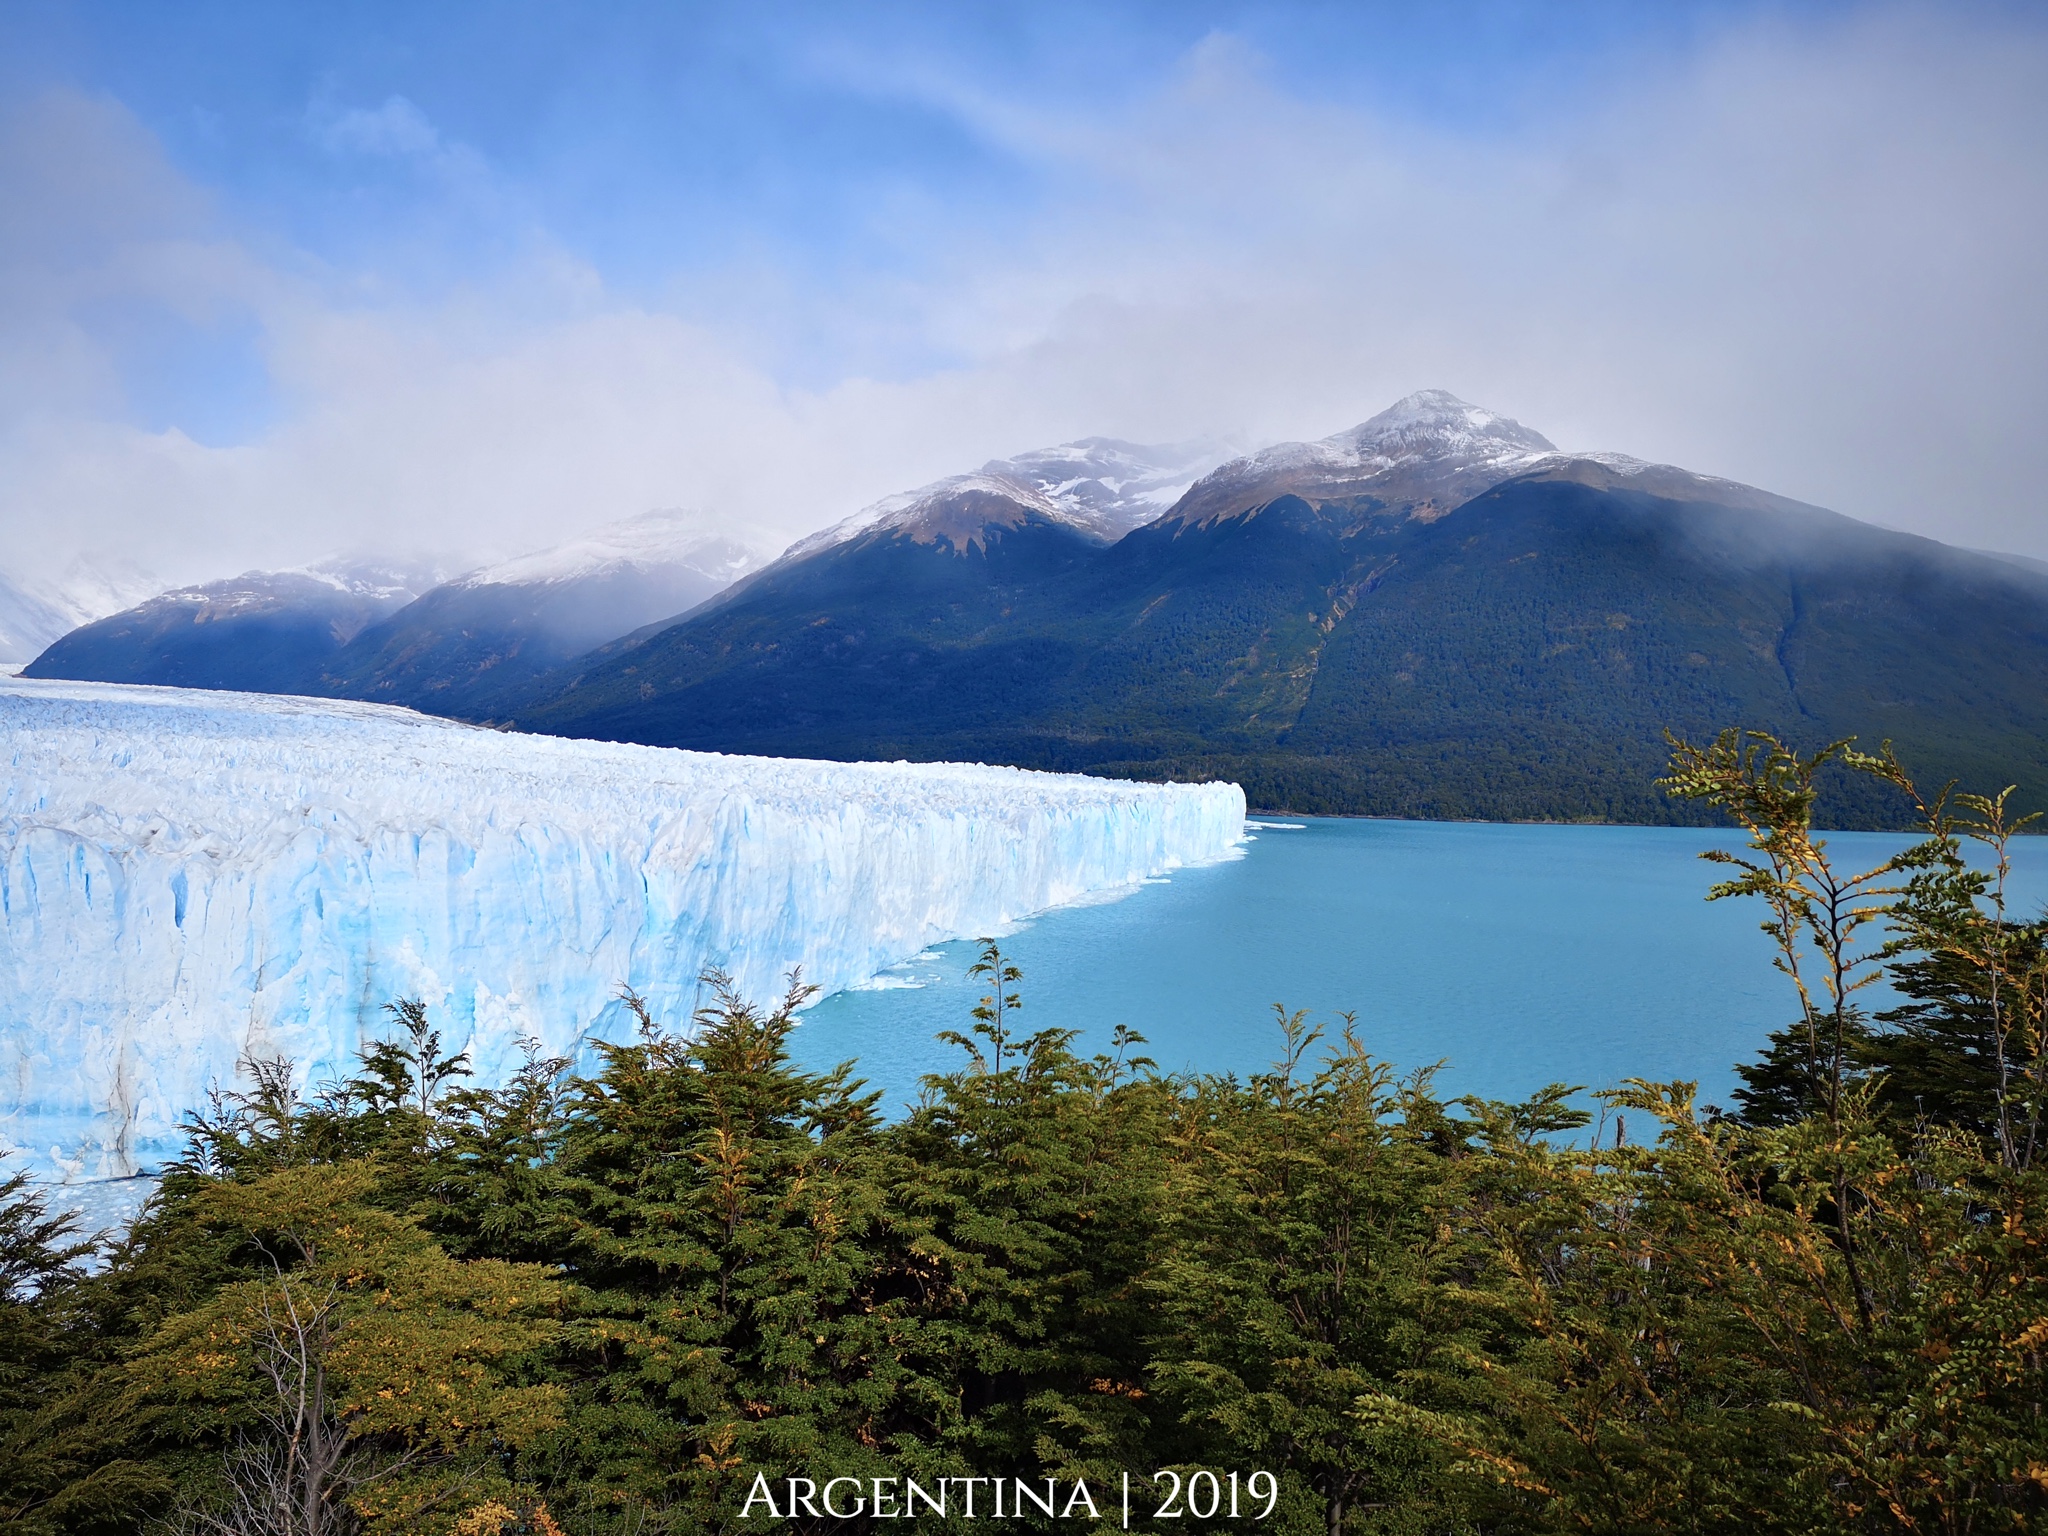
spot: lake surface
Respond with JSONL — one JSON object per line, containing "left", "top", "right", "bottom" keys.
{"left": 791, "top": 818, "right": 2048, "bottom": 1122}
{"left": 50, "top": 816, "right": 2048, "bottom": 1233}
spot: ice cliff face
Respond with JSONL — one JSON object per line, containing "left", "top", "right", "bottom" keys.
{"left": 1, "top": 680, "right": 1244, "bottom": 1180}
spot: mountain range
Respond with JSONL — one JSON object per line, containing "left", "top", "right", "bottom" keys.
{"left": 24, "top": 559, "right": 447, "bottom": 693}
{"left": 26, "top": 391, "right": 2048, "bottom": 825}
{"left": 26, "top": 509, "right": 764, "bottom": 708}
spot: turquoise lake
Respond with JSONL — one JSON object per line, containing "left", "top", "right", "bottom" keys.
{"left": 791, "top": 818, "right": 2048, "bottom": 1121}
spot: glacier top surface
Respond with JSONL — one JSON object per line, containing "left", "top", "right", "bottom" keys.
{"left": 1, "top": 678, "right": 1214, "bottom": 836}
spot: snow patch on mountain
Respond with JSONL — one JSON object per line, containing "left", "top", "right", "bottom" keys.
{"left": 463, "top": 508, "right": 765, "bottom": 589}
{"left": 1175, "top": 389, "right": 1560, "bottom": 525}
{"left": 64, "top": 558, "right": 448, "bottom": 646}
{"left": 1209, "top": 389, "right": 1552, "bottom": 484}
{"left": 993, "top": 437, "right": 1238, "bottom": 535}
{"left": 786, "top": 438, "right": 1237, "bottom": 561}
{"left": 0, "top": 679, "right": 1245, "bottom": 1181}
{"left": 784, "top": 474, "right": 1068, "bottom": 560}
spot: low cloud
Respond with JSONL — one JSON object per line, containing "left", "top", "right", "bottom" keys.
{"left": 1, "top": 4, "right": 2044, "bottom": 590}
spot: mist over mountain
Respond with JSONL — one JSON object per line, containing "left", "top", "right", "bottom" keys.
{"left": 26, "top": 510, "right": 766, "bottom": 705}
{"left": 309, "top": 509, "right": 765, "bottom": 711}
{"left": 26, "top": 560, "right": 447, "bottom": 692}
{"left": 1166, "top": 388, "right": 1559, "bottom": 527}
{"left": 29, "top": 393, "right": 2048, "bottom": 825}
{"left": 783, "top": 437, "right": 1235, "bottom": 560}
{"left": 497, "top": 393, "right": 2048, "bottom": 826}
{"left": 0, "top": 580, "right": 72, "bottom": 668}
{"left": 0, "top": 559, "right": 161, "bottom": 664}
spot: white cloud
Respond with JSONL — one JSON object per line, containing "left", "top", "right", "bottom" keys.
{"left": 1, "top": 4, "right": 2044, "bottom": 593}
{"left": 316, "top": 95, "right": 443, "bottom": 159}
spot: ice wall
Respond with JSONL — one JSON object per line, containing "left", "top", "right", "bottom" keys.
{"left": 1, "top": 680, "right": 1243, "bottom": 1179}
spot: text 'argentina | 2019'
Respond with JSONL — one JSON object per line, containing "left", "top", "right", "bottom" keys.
{"left": 736, "top": 1470, "right": 1281, "bottom": 1523}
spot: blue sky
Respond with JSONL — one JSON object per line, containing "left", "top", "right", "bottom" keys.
{"left": 14, "top": 4, "right": 1814, "bottom": 275}
{"left": 2, "top": 1, "right": 2044, "bottom": 580}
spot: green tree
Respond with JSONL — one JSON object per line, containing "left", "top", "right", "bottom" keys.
{"left": 1148, "top": 1014, "right": 1463, "bottom": 1536}
{"left": 132, "top": 1163, "right": 566, "bottom": 1535}
{"left": 0, "top": 1173, "right": 170, "bottom": 1533}
{"left": 893, "top": 940, "right": 1169, "bottom": 1500}
{"left": 1659, "top": 730, "right": 1938, "bottom": 1128}
{"left": 1876, "top": 784, "right": 2048, "bottom": 1169}
{"left": 522, "top": 973, "right": 915, "bottom": 1533}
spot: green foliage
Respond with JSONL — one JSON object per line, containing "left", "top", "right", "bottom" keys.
{"left": 513, "top": 973, "right": 915, "bottom": 1530}
{"left": 893, "top": 951, "right": 1168, "bottom": 1492}
{"left": 1148, "top": 1015, "right": 1460, "bottom": 1536}
{"left": 0, "top": 1173, "right": 171, "bottom": 1534}
{"left": 129, "top": 1164, "right": 566, "bottom": 1534}
{"left": 15, "top": 737, "right": 2048, "bottom": 1533}
{"left": 1659, "top": 729, "right": 1940, "bottom": 1125}
{"left": 1877, "top": 784, "right": 2048, "bottom": 1168}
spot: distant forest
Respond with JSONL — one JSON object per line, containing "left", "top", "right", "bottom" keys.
{"left": 3, "top": 732, "right": 2044, "bottom": 1535}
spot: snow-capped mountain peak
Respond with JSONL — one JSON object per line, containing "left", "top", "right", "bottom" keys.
{"left": 133, "top": 557, "right": 446, "bottom": 625}
{"left": 1331, "top": 389, "right": 1556, "bottom": 464}
{"left": 785, "top": 436, "right": 1238, "bottom": 561}
{"left": 989, "top": 436, "right": 1238, "bottom": 534}
{"left": 1171, "top": 389, "right": 1560, "bottom": 526}
{"left": 1227, "top": 389, "right": 1554, "bottom": 484}
{"left": 463, "top": 508, "right": 765, "bottom": 589}
{"left": 301, "top": 555, "right": 455, "bottom": 601}
{"left": 783, "top": 472, "right": 1069, "bottom": 561}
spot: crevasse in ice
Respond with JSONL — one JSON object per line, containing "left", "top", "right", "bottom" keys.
{"left": 1, "top": 680, "right": 1245, "bottom": 1180}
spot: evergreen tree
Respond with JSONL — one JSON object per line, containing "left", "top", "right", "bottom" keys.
{"left": 893, "top": 941, "right": 1169, "bottom": 1496}
{"left": 1659, "top": 731, "right": 1933, "bottom": 1128}
{"left": 0, "top": 1174, "right": 168, "bottom": 1533}
{"left": 1147, "top": 1013, "right": 1462, "bottom": 1536}
{"left": 521, "top": 973, "right": 914, "bottom": 1533}
{"left": 129, "top": 1164, "right": 567, "bottom": 1535}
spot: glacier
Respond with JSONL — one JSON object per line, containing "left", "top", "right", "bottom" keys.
{"left": 1, "top": 679, "right": 1244, "bottom": 1181}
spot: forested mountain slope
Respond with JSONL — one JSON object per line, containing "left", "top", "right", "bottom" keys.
{"left": 26, "top": 510, "right": 761, "bottom": 707}
{"left": 31, "top": 392, "right": 2048, "bottom": 825}
{"left": 24, "top": 561, "right": 436, "bottom": 694}
{"left": 505, "top": 408, "right": 2048, "bottom": 826}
